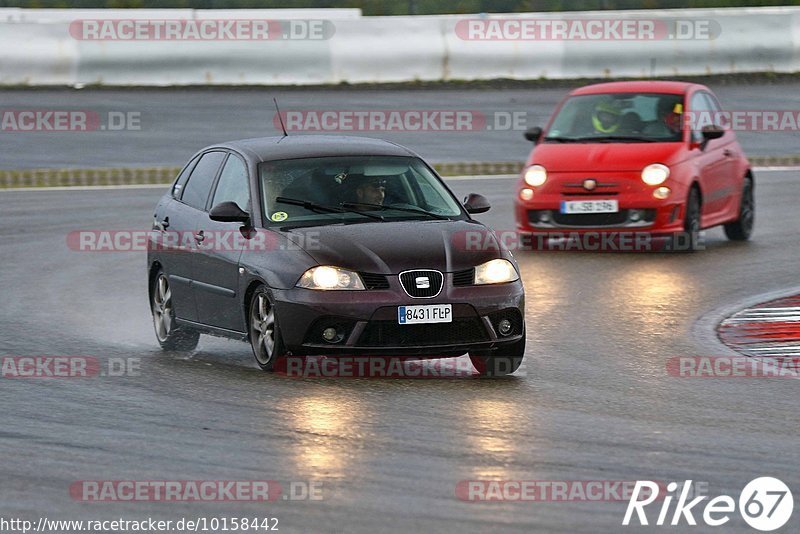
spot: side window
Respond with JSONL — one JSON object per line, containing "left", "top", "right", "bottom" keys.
{"left": 181, "top": 151, "right": 226, "bottom": 210}
{"left": 703, "top": 92, "right": 722, "bottom": 114}
{"left": 690, "top": 92, "right": 713, "bottom": 143}
{"left": 172, "top": 155, "right": 199, "bottom": 198}
{"left": 211, "top": 154, "right": 250, "bottom": 210}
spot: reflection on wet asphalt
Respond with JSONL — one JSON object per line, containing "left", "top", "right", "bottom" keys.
{"left": 1, "top": 172, "right": 799, "bottom": 532}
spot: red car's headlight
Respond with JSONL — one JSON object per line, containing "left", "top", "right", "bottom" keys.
{"left": 642, "top": 164, "right": 670, "bottom": 186}
{"left": 524, "top": 165, "right": 547, "bottom": 187}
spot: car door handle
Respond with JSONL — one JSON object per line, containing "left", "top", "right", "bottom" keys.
{"left": 194, "top": 230, "right": 205, "bottom": 243}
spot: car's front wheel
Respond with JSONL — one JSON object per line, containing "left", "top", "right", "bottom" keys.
{"left": 669, "top": 187, "right": 701, "bottom": 252}
{"left": 724, "top": 176, "right": 755, "bottom": 241}
{"left": 248, "top": 287, "right": 287, "bottom": 372}
{"left": 469, "top": 335, "right": 525, "bottom": 377}
{"left": 151, "top": 271, "right": 199, "bottom": 351}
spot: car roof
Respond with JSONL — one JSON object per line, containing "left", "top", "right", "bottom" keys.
{"left": 570, "top": 80, "right": 706, "bottom": 96}
{"left": 212, "top": 135, "right": 417, "bottom": 162}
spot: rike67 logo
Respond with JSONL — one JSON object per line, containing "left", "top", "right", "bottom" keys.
{"left": 623, "top": 478, "right": 794, "bottom": 531}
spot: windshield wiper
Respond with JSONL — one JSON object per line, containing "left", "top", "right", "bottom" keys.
{"left": 341, "top": 202, "right": 450, "bottom": 220}
{"left": 582, "top": 135, "right": 658, "bottom": 143}
{"left": 543, "top": 136, "right": 585, "bottom": 143}
{"left": 275, "top": 197, "right": 385, "bottom": 222}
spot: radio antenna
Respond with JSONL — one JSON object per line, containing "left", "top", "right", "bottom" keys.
{"left": 274, "top": 98, "right": 288, "bottom": 138}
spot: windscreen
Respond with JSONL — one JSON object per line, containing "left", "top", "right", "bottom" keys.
{"left": 258, "top": 155, "right": 464, "bottom": 226}
{"left": 546, "top": 93, "right": 685, "bottom": 142}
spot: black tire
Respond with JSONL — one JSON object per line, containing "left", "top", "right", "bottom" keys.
{"left": 724, "top": 176, "right": 755, "bottom": 241}
{"left": 670, "top": 187, "right": 701, "bottom": 252}
{"left": 248, "top": 286, "right": 287, "bottom": 372}
{"left": 469, "top": 335, "right": 526, "bottom": 377}
{"left": 151, "top": 270, "right": 200, "bottom": 351}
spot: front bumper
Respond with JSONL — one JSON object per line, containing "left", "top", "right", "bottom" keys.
{"left": 514, "top": 174, "right": 687, "bottom": 235}
{"left": 272, "top": 274, "right": 525, "bottom": 356}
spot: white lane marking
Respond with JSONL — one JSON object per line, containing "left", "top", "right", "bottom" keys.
{"left": 446, "top": 174, "right": 518, "bottom": 181}
{"left": 725, "top": 310, "right": 800, "bottom": 322}
{"left": 443, "top": 167, "right": 799, "bottom": 179}
{"left": 446, "top": 167, "right": 800, "bottom": 179}
{"left": 0, "top": 184, "right": 170, "bottom": 192}
{"left": 754, "top": 166, "right": 800, "bottom": 172}
{"left": 0, "top": 166, "right": 796, "bottom": 192}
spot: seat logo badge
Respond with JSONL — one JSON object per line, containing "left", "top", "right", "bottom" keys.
{"left": 415, "top": 277, "right": 430, "bottom": 289}
{"left": 583, "top": 179, "right": 598, "bottom": 191}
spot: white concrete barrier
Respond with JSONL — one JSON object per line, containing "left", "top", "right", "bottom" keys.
{"left": 0, "top": 22, "right": 78, "bottom": 85}
{"left": 1, "top": 8, "right": 360, "bottom": 22}
{"left": 1, "top": 7, "right": 799, "bottom": 86}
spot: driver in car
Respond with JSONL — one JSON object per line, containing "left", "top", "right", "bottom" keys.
{"left": 351, "top": 175, "right": 387, "bottom": 206}
{"left": 592, "top": 100, "right": 622, "bottom": 134}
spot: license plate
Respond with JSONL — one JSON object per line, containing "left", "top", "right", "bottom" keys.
{"left": 398, "top": 304, "right": 452, "bottom": 324}
{"left": 560, "top": 199, "right": 619, "bottom": 214}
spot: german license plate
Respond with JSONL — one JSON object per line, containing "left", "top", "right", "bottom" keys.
{"left": 560, "top": 199, "right": 619, "bottom": 214}
{"left": 398, "top": 304, "right": 452, "bottom": 324}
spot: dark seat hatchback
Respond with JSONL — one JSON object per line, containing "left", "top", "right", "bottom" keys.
{"left": 147, "top": 135, "right": 525, "bottom": 376}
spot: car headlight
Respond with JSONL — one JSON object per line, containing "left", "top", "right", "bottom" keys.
{"left": 524, "top": 165, "right": 547, "bottom": 187}
{"left": 642, "top": 163, "right": 670, "bottom": 186}
{"left": 297, "top": 266, "right": 365, "bottom": 291}
{"left": 474, "top": 259, "right": 519, "bottom": 285}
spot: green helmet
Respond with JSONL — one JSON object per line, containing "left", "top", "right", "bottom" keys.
{"left": 592, "top": 100, "right": 621, "bottom": 133}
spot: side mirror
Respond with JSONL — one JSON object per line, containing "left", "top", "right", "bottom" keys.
{"left": 463, "top": 193, "right": 491, "bottom": 214}
{"left": 209, "top": 201, "right": 250, "bottom": 223}
{"left": 693, "top": 125, "right": 725, "bottom": 151}
{"left": 524, "top": 127, "right": 543, "bottom": 143}
{"left": 701, "top": 125, "right": 725, "bottom": 141}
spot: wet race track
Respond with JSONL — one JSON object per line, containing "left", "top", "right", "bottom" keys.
{"left": 1, "top": 85, "right": 800, "bottom": 533}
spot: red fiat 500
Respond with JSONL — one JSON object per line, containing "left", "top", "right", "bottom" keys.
{"left": 515, "top": 81, "right": 754, "bottom": 251}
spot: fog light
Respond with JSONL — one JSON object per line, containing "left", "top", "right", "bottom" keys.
{"left": 498, "top": 319, "right": 513, "bottom": 336}
{"left": 322, "top": 327, "right": 340, "bottom": 343}
{"left": 539, "top": 211, "right": 551, "bottom": 223}
{"left": 629, "top": 209, "right": 643, "bottom": 222}
{"left": 519, "top": 188, "right": 534, "bottom": 201}
{"left": 653, "top": 186, "right": 671, "bottom": 200}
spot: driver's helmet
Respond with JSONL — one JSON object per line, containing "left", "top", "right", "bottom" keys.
{"left": 592, "top": 100, "right": 622, "bottom": 134}
{"left": 663, "top": 102, "right": 684, "bottom": 133}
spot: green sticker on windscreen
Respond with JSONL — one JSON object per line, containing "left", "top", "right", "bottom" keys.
{"left": 271, "top": 211, "right": 288, "bottom": 222}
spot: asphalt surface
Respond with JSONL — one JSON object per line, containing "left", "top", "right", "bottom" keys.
{"left": 3, "top": 81, "right": 800, "bottom": 169}
{"left": 1, "top": 169, "right": 799, "bottom": 533}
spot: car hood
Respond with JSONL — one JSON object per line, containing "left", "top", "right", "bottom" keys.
{"left": 280, "top": 220, "right": 506, "bottom": 274}
{"left": 530, "top": 142, "right": 685, "bottom": 172}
